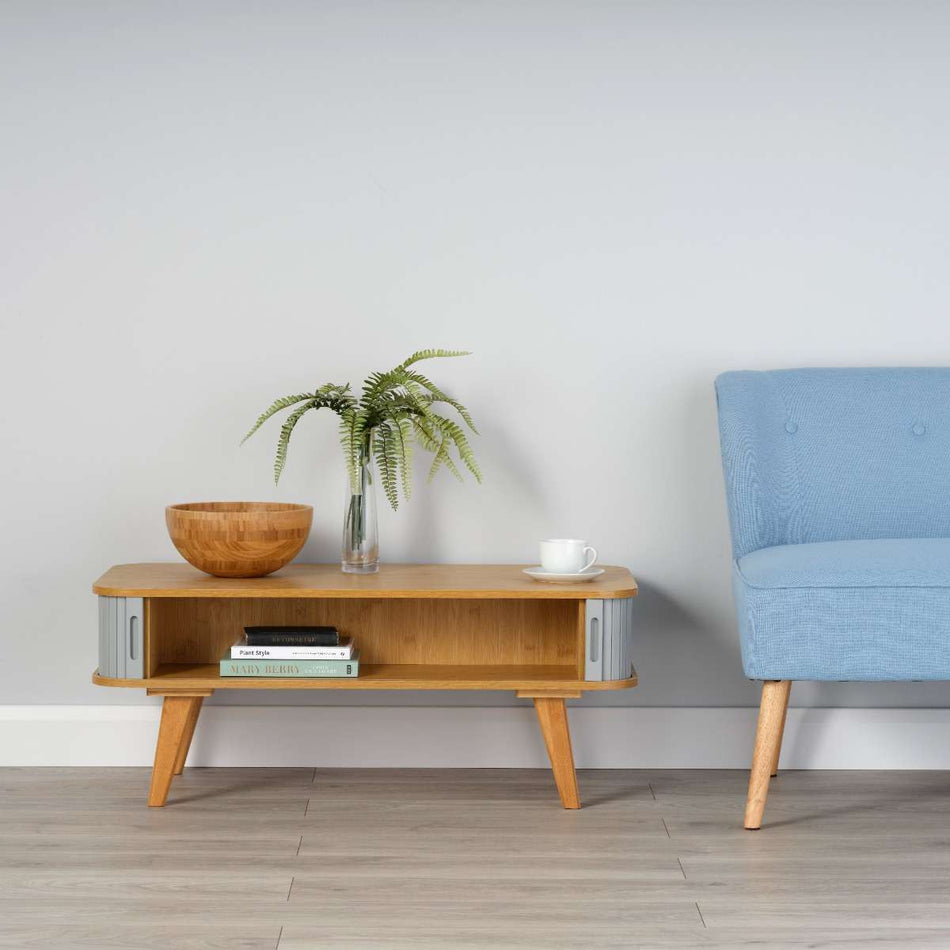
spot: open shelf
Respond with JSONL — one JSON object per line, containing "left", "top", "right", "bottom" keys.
{"left": 93, "top": 663, "right": 638, "bottom": 691}
{"left": 137, "top": 596, "right": 593, "bottom": 684}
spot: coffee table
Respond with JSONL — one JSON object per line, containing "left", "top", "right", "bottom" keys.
{"left": 93, "top": 563, "right": 638, "bottom": 808}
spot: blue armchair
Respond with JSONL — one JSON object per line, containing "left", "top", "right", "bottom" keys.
{"left": 715, "top": 368, "right": 950, "bottom": 828}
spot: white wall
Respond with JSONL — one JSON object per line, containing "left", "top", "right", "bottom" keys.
{"left": 3, "top": 2, "right": 950, "bottom": 739}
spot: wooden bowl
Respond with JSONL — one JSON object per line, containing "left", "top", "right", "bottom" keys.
{"left": 165, "top": 502, "right": 313, "bottom": 578}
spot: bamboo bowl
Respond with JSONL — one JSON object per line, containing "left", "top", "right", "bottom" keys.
{"left": 165, "top": 502, "right": 313, "bottom": 578}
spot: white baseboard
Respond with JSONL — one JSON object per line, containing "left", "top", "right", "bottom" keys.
{"left": 2, "top": 705, "right": 950, "bottom": 768}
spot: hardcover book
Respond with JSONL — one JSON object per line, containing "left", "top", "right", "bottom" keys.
{"left": 231, "top": 637, "right": 354, "bottom": 660}
{"left": 220, "top": 652, "right": 360, "bottom": 678}
{"left": 243, "top": 626, "right": 339, "bottom": 647}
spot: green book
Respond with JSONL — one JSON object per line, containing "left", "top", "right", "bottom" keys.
{"left": 220, "top": 651, "right": 360, "bottom": 678}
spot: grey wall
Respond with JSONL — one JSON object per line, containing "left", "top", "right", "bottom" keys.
{"left": 2, "top": 1, "right": 949, "bottom": 709}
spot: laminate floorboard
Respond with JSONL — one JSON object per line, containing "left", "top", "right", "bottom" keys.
{"left": 2, "top": 767, "right": 950, "bottom": 948}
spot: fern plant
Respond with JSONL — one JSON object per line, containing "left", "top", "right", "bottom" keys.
{"left": 241, "top": 349, "right": 482, "bottom": 511}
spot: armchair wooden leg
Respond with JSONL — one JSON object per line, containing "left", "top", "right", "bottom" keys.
{"left": 745, "top": 680, "right": 791, "bottom": 830}
{"left": 173, "top": 697, "right": 203, "bottom": 775}
{"left": 770, "top": 684, "right": 790, "bottom": 778}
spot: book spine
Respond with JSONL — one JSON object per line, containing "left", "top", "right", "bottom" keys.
{"left": 244, "top": 633, "right": 340, "bottom": 646}
{"left": 231, "top": 646, "right": 353, "bottom": 659}
{"left": 220, "top": 658, "right": 359, "bottom": 677}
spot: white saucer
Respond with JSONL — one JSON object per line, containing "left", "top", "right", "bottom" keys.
{"left": 523, "top": 566, "right": 605, "bottom": 584}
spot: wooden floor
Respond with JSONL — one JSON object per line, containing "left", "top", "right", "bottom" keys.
{"left": 2, "top": 769, "right": 950, "bottom": 949}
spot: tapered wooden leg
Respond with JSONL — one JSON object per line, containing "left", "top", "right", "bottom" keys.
{"left": 534, "top": 698, "right": 581, "bottom": 809}
{"left": 173, "top": 697, "right": 203, "bottom": 775}
{"left": 148, "top": 696, "right": 201, "bottom": 807}
{"left": 745, "top": 680, "right": 792, "bottom": 830}
{"left": 770, "top": 683, "right": 791, "bottom": 777}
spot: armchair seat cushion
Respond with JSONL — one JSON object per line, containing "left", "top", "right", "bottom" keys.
{"left": 733, "top": 539, "right": 950, "bottom": 681}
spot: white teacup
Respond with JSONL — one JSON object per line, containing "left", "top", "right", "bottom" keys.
{"left": 539, "top": 539, "right": 598, "bottom": 574}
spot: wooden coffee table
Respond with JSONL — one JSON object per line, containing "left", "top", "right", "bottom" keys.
{"left": 92, "top": 563, "right": 638, "bottom": 808}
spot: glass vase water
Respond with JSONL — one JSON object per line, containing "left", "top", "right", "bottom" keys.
{"left": 342, "top": 444, "right": 379, "bottom": 573}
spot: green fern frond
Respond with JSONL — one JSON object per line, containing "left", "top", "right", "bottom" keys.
{"left": 431, "top": 413, "right": 482, "bottom": 482}
{"left": 429, "top": 435, "right": 464, "bottom": 482}
{"left": 316, "top": 381, "right": 349, "bottom": 395}
{"left": 412, "top": 417, "right": 461, "bottom": 483}
{"left": 425, "top": 434, "right": 445, "bottom": 481}
{"left": 392, "top": 414, "right": 414, "bottom": 500}
{"left": 374, "top": 424, "right": 401, "bottom": 510}
{"left": 273, "top": 400, "right": 317, "bottom": 483}
{"left": 399, "top": 349, "right": 471, "bottom": 369}
{"left": 241, "top": 393, "right": 314, "bottom": 444}
{"left": 400, "top": 379, "right": 439, "bottom": 420}
{"left": 315, "top": 382, "right": 355, "bottom": 407}
{"left": 402, "top": 370, "right": 477, "bottom": 432}
{"left": 361, "top": 370, "right": 402, "bottom": 404}
{"left": 243, "top": 348, "right": 480, "bottom": 507}
{"left": 378, "top": 406, "right": 415, "bottom": 502}
{"left": 411, "top": 416, "right": 440, "bottom": 453}
{"left": 338, "top": 409, "right": 365, "bottom": 493}
{"left": 443, "top": 453, "right": 463, "bottom": 481}
{"left": 411, "top": 416, "right": 444, "bottom": 482}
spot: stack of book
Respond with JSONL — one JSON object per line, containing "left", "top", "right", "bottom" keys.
{"left": 220, "top": 626, "right": 359, "bottom": 678}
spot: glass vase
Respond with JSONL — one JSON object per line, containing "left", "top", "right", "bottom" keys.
{"left": 342, "top": 444, "right": 379, "bottom": 573}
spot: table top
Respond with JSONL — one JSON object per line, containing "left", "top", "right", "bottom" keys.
{"left": 93, "top": 563, "right": 638, "bottom": 599}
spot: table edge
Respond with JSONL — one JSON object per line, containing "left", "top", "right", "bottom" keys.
{"left": 92, "top": 564, "right": 639, "bottom": 599}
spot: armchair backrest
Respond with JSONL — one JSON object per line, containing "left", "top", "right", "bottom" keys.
{"left": 715, "top": 368, "right": 950, "bottom": 558}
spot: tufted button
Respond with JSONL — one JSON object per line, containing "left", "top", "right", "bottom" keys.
{"left": 784, "top": 421, "right": 798, "bottom": 434}
{"left": 912, "top": 423, "right": 926, "bottom": 436}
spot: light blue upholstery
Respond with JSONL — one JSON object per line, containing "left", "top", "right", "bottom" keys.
{"left": 738, "top": 538, "right": 950, "bottom": 589}
{"left": 716, "top": 369, "right": 950, "bottom": 681}
{"left": 735, "top": 539, "right": 950, "bottom": 680}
